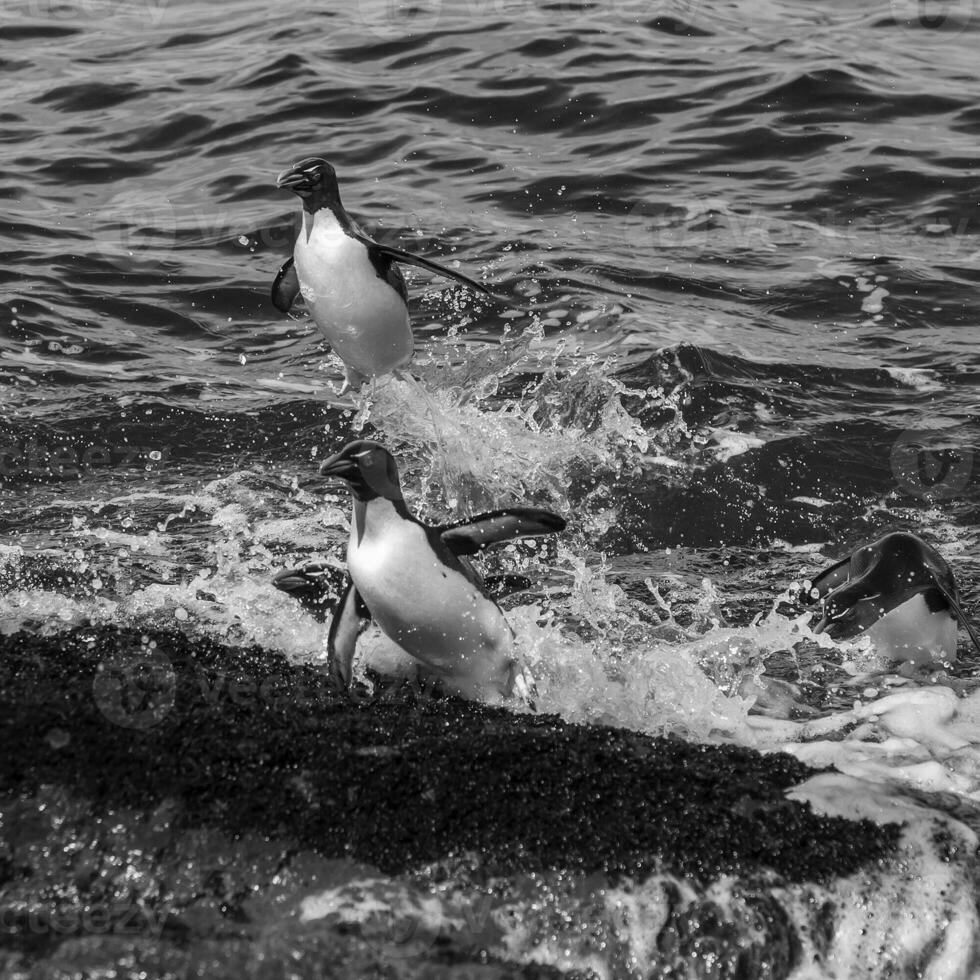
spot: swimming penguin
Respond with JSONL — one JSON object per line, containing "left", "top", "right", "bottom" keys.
{"left": 316, "top": 439, "right": 566, "bottom": 703}
{"left": 805, "top": 531, "right": 980, "bottom": 666}
{"left": 272, "top": 157, "right": 493, "bottom": 391}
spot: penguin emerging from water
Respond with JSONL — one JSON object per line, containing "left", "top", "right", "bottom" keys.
{"left": 805, "top": 531, "right": 980, "bottom": 667}
{"left": 313, "top": 439, "right": 566, "bottom": 703}
{"left": 272, "top": 157, "right": 493, "bottom": 391}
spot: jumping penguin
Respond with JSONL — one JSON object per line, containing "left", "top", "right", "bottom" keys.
{"left": 806, "top": 531, "right": 980, "bottom": 666}
{"left": 313, "top": 439, "right": 566, "bottom": 703}
{"left": 272, "top": 157, "right": 493, "bottom": 391}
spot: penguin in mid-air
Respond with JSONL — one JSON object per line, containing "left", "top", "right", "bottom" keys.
{"left": 805, "top": 531, "right": 980, "bottom": 667}
{"left": 309, "top": 439, "right": 566, "bottom": 703}
{"left": 272, "top": 157, "right": 493, "bottom": 391}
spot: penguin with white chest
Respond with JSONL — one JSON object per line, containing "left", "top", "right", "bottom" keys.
{"left": 805, "top": 531, "right": 980, "bottom": 667}
{"left": 316, "top": 439, "right": 566, "bottom": 703}
{"left": 272, "top": 157, "right": 493, "bottom": 391}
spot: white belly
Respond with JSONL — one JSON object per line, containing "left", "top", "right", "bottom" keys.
{"left": 865, "top": 594, "right": 957, "bottom": 667}
{"left": 347, "top": 507, "right": 515, "bottom": 701}
{"left": 294, "top": 218, "right": 413, "bottom": 378}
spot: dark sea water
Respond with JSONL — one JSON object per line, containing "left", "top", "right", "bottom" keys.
{"left": 4, "top": 0, "right": 980, "bottom": 975}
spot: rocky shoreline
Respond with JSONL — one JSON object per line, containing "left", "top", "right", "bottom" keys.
{"left": 0, "top": 626, "right": 902, "bottom": 978}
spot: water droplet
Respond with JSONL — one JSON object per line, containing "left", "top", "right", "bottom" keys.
{"left": 46, "top": 729, "right": 70, "bottom": 750}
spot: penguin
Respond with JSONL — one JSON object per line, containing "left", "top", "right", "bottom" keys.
{"left": 272, "top": 157, "right": 493, "bottom": 391}
{"left": 805, "top": 531, "right": 980, "bottom": 667}
{"left": 314, "top": 439, "right": 566, "bottom": 703}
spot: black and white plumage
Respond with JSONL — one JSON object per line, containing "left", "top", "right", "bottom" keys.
{"left": 805, "top": 531, "right": 980, "bottom": 666}
{"left": 307, "top": 439, "right": 565, "bottom": 703}
{"left": 272, "top": 157, "right": 492, "bottom": 391}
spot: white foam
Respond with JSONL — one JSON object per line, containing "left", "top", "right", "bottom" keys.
{"left": 860, "top": 285, "right": 889, "bottom": 314}
{"left": 885, "top": 366, "right": 943, "bottom": 392}
{"left": 708, "top": 429, "right": 765, "bottom": 461}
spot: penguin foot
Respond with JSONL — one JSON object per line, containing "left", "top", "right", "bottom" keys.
{"left": 336, "top": 365, "right": 369, "bottom": 395}
{"left": 347, "top": 678, "right": 377, "bottom": 705}
{"left": 508, "top": 662, "right": 538, "bottom": 711}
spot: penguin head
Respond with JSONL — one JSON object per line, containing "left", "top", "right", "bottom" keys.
{"left": 276, "top": 157, "right": 342, "bottom": 215}
{"left": 318, "top": 440, "right": 402, "bottom": 502}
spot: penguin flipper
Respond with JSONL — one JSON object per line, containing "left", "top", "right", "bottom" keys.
{"left": 327, "top": 576, "right": 370, "bottom": 691}
{"left": 272, "top": 257, "right": 301, "bottom": 313}
{"left": 353, "top": 234, "right": 493, "bottom": 298}
{"left": 954, "top": 605, "right": 980, "bottom": 655}
{"left": 815, "top": 588, "right": 892, "bottom": 639}
{"left": 929, "top": 581, "right": 980, "bottom": 655}
{"left": 439, "top": 508, "right": 567, "bottom": 557}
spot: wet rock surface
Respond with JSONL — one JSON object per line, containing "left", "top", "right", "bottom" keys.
{"left": 0, "top": 626, "right": 900, "bottom": 978}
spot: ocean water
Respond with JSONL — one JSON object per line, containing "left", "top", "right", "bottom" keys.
{"left": 3, "top": 0, "right": 980, "bottom": 974}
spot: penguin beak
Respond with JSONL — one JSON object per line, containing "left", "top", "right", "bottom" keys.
{"left": 318, "top": 453, "right": 359, "bottom": 483}
{"left": 276, "top": 166, "right": 312, "bottom": 193}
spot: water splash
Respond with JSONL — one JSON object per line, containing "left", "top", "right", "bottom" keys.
{"left": 346, "top": 325, "right": 654, "bottom": 528}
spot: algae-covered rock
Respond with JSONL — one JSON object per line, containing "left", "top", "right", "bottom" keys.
{"left": 0, "top": 626, "right": 903, "bottom": 979}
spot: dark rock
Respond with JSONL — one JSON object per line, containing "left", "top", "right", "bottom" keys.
{"left": 0, "top": 626, "right": 900, "bottom": 977}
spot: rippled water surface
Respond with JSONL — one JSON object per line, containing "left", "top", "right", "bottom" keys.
{"left": 3, "top": 0, "right": 980, "bottom": 973}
